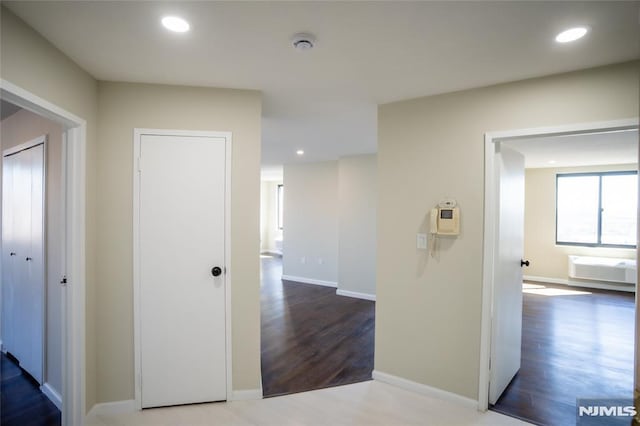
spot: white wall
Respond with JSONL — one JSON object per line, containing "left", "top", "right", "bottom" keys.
{"left": 524, "top": 163, "right": 637, "bottom": 280}
{"left": 1, "top": 108, "right": 64, "bottom": 396}
{"left": 338, "top": 154, "right": 377, "bottom": 297}
{"left": 260, "top": 180, "right": 282, "bottom": 254}
{"left": 283, "top": 161, "right": 339, "bottom": 285}
{"left": 376, "top": 61, "right": 639, "bottom": 400}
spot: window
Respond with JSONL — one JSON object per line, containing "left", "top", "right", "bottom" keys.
{"left": 277, "top": 184, "right": 283, "bottom": 230}
{"left": 556, "top": 171, "right": 637, "bottom": 247}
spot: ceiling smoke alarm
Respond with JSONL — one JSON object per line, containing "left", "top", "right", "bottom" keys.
{"left": 291, "top": 33, "right": 316, "bottom": 51}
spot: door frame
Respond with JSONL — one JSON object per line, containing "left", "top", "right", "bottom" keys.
{"left": 132, "top": 128, "right": 233, "bottom": 410}
{"left": 478, "top": 117, "right": 639, "bottom": 411}
{"left": 1, "top": 79, "right": 87, "bottom": 425}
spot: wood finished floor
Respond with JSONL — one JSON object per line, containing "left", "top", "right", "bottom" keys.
{"left": 1, "top": 352, "right": 60, "bottom": 426}
{"left": 260, "top": 255, "right": 375, "bottom": 397}
{"left": 491, "top": 283, "right": 635, "bottom": 426}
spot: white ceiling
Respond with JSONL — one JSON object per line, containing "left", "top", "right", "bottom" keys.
{"left": 5, "top": 1, "right": 639, "bottom": 169}
{"left": 503, "top": 129, "right": 638, "bottom": 169}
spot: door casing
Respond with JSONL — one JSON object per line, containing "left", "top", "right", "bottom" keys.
{"left": 478, "top": 118, "right": 639, "bottom": 411}
{"left": 132, "top": 128, "right": 233, "bottom": 410}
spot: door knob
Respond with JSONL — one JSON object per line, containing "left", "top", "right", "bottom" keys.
{"left": 521, "top": 259, "right": 530, "bottom": 267}
{"left": 26, "top": 257, "right": 33, "bottom": 262}
{"left": 10, "top": 252, "right": 16, "bottom": 256}
{"left": 211, "top": 267, "right": 222, "bottom": 277}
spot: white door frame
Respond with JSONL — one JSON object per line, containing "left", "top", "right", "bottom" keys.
{"left": 1, "top": 79, "right": 87, "bottom": 425}
{"left": 478, "top": 117, "right": 639, "bottom": 411}
{"left": 132, "top": 128, "right": 233, "bottom": 410}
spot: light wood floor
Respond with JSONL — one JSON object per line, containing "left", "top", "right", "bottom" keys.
{"left": 86, "top": 380, "right": 530, "bottom": 426}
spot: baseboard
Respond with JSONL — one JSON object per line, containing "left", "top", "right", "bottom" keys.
{"left": 41, "top": 383, "right": 62, "bottom": 410}
{"left": 281, "top": 275, "right": 337, "bottom": 288}
{"left": 372, "top": 370, "right": 477, "bottom": 410}
{"left": 230, "top": 388, "right": 263, "bottom": 401}
{"left": 87, "top": 399, "right": 136, "bottom": 417}
{"left": 524, "top": 275, "right": 635, "bottom": 293}
{"left": 261, "top": 251, "right": 282, "bottom": 257}
{"left": 336, "top": 289, "right": 376, "bottom": 301}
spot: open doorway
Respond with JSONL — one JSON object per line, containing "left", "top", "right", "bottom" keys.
{"left": 480, "top": 121, "right": 638, "bottom": 425}
{"left": 259, "top": 160, "right": 376, "bottom": 397}
{"left": 1, "top": 101, "right": 65, "bottom": 424}
{"left": 1, "top": 81, "right": 87, "bottom": 426}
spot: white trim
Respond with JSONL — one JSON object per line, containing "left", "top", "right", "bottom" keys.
{"left": 281, "top": 275, "right": 338, "bottom": 288}
{"left": 336, "top": 289, "right": 376, "bottom": 301}
{"left": 479, "top": 118, "right": 639, "bottom": 412}
{"left": 524, "top": 275, "right": 635, "bottom": 293}
{"left": 87, "top": 400, "right": 136, "bottom": 417}
{"left": 372, "top": 370, "right": 477, "bottom": 409}
{"left": 230, "top": 389, "right": 263, "bottom": 401}
{"left": 133, "top": 129, "right": 233, "bottom": 410}
{"left": 41, "top": 383, "right": 63, "bottom": 411}
{"left": 2, "top": 134, "right": 47, "bottom": 157}
{"left": 1, "top": 79, "right": 86, "bottom": 426}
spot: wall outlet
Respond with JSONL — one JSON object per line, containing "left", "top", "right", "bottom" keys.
{"left": 417, "top": 233, "right": 428, "bottom": 250}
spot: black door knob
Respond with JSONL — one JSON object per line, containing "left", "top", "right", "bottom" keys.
{"left": 521, "top": 259, "right": 530, "bottom": 267}
{"left": 10, "top": 252, "right": 16, "bottom": 256}
{"left": 211, "top": 267, "right": 222, "bottom": 277}
{"left": 26, "top": 257, "right": 33, "bottom": 262}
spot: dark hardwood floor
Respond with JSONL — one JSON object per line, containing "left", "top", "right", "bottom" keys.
{"left": 491, "top": 283, "right": 635, "bottom": 426}
{"left": 1, "top": 352, "right": 60, "bottom": 426}
{"left": 260, "top": 255, "right": 375, "bottom": 397}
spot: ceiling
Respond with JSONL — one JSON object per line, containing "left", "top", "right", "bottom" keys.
{"left": 503, "top": 129, "right": 638, "bottom": 169}
{"left": 5, "top": 1, "right": 639, "bottom": 172}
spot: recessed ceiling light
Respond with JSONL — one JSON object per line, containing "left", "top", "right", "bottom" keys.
{"left": 296, "top": 150, "right": 305, "bottom": 156}
{"left": 162, "top": 16, "right": 190, "bottom": 33}
{"left": 548, "top": 160, "right": 557, "bottom": 164}
{"left": 555, "top": 27, "right": 588, "bottom": 43}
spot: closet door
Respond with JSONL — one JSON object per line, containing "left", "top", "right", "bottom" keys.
{"left": 2, "top": 144, "right": 45, "bottom": 384}
{"left": 2, "top": 154, "right": 17, "bottom": 354}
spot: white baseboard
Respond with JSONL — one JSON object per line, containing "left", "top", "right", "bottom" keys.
{"left": 336, "top": 289, "right": 376, "bottom": 301}
{"left": 281, "top": 275, "right": 337, "bottom": 288}
{"left": 41, "top": 383, "right": 62, "bottom": 410}
{"left": 372, "top": 370, "right": 477, "bottom": 410}
{"left": 87, "top": 399, "right": 136, "bottom": 417}
{"left": 230, "top": 388, "right": 263, "bottom": 401}
{"left": 524, "top": 275, "right": 635, "bottom": 293}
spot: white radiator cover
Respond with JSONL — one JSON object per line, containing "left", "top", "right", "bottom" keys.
{"left": 568, "top": 255, "right": 637, "bottom": 284}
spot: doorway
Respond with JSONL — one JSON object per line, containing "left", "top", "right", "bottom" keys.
{"left": 479, "top": 119, "right": 639, "bottom": 423}
{"left": 1, "top": 80, "right": 87, "bottom": 425}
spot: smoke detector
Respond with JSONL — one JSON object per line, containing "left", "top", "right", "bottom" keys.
{"left": 291, "top": 33, "right": 316, "bottom": 51}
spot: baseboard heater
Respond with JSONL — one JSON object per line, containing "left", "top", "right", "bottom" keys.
{"left": 568, "top": 255, "right": 637, "bottom": 285}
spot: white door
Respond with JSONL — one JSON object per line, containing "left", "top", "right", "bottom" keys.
{"left": 2, "top": 144, "right": 45, "bottom": 384}
{"left": 138, "top": 133, "right": 227, "bottom": 408}
{"left": 2, "top": 153, "right": 17, "bottom": 355}
{"left": 489, "top": 144, "right": 525, "bottom": 404}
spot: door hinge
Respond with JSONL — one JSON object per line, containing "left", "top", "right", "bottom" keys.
{"left": 137, "top": 157, "right": 142, "bottom": 172}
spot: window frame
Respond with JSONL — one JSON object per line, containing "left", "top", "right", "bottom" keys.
{"left": 555, "top": 170, "right": 637, "bottom": 249}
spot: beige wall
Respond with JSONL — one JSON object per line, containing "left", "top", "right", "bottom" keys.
{"left": 376, "top": 61, "right": 639, "bottom": 400}
{"left": 96, "top": 81, "right": 262, "bottom": 401}
{"left": 338, "top": 154, "right": 377, "bottom": 296}
{"left": 525, "top": 164, "right": 637, "bottom": 280}
{"left": 283, "top": 161, "right": 339, "bottom": 283}
{"left": 0, "top": 6, "right": 99, "bottom": 411}
{"left": 1, "top": 109, "right": 65, "bottom": 395}
{"left": 260, "top": 181, "right": 283, "bottom": 253}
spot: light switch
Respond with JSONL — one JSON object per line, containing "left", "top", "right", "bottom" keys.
{"left": 417, "top": 233, "right": 428, "bottom": 250}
